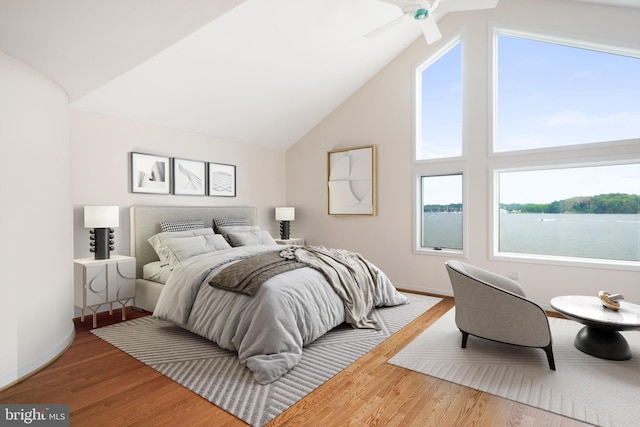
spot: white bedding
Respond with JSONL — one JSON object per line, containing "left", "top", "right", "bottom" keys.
{"left": 153, "top": 244, "right": 408, "bottom": 384}
{"left": 142, "top": 261, "right": 172, "bottom": 284}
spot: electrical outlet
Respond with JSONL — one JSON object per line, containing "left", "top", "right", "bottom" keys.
{"left": 512, "top": 271, "right": 520, "bottom": 280}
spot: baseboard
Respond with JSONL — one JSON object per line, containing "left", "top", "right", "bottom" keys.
{"left": 395, "top": 283, "right": 453, "bottom": 298}
{"left": 0, "top": 321, "right": 75, "bottom": 391}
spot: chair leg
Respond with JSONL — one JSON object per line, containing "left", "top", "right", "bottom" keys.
{"left": 543, "top": 344, "right": 556, "bottom": 370}
{"left": 460, "top": 330, "right": 469, "bottom": 348}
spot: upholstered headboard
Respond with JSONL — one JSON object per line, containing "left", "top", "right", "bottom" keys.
{"left": 130, "top": 205, "right": 257, "bottom": 278}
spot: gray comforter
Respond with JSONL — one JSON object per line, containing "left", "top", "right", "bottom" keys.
{"left": 153, "top": 245, "right": 408, "bottom": 384}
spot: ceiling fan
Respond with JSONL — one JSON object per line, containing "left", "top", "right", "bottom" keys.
{"left": 366, "top": 0, "right": 499, "bottom": 44}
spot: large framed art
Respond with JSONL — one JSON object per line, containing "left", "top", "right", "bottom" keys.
{"left": 208, "top": 162, "right": 236, "bottom": 197}
{"left": 327, "top": 145, "right": 376, "bottom": 215}
{"left": 130, "top": 152, "right": 171, "bottom": 194}
{"left": 172, "top": 158, "right": 206, "bottom": 196}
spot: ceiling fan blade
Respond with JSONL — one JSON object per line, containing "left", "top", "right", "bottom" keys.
{"left": 365, "top": 14, "right": 407, "bottom": 39}
{"left": 374, "top": 0, "right": 413, "bottom": 7}
{"left": 437, "top": 0, "right": 499, "bottom": 13}
{"left": 419, "top": 16, "right": 442, "bottom": 44}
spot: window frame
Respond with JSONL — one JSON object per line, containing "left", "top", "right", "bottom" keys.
{"left": 487, "top": 24, "right": 640, "bottom": 271}
{"left": 490, "top": 158, "right": 640, "bottom": 271}
{"left": 413, "top": 165, "right": 468, "bottom": 257}
{"left": 413, "top": 30, "right": 468, "bottom": 257}
{"left": 414, "top": 31, "right": 465, "bottom": 164}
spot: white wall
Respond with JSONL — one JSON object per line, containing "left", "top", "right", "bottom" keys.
{"left": 0, "top": 51, "right": 74, "bottom": 388}
{"left": 286, "top": 0, "right": 640, "bottom": 308}
{"left": 70, "top": 110, "right": 287, "bottom": 260}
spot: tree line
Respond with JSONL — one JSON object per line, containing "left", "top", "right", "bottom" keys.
{"left": 500, "top": 193, "right": 638, "bottom": 214}
{"left": 423, "top": 193, "right": 639, "bottom": 214}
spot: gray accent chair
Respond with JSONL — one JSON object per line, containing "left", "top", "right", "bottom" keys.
{"left": 445, "top": 260, "right": 555, "bottom": 370}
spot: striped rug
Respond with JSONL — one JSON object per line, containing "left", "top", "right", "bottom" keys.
{"left": 388, "top": 308, "right": 640, "bottom": 427}
{"left": 92, "top": 293, "right": 441, "bottom": 427}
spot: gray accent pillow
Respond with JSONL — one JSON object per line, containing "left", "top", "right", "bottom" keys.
{"left": 228, "top": 230, "right": 277, "bottom": 247}
{"left": 216, "top": 225, "right": 261, "bottom": 242}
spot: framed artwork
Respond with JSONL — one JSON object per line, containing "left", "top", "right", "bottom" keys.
{"left": 208, "top": 162, "right": 236, "bottom": 197}
{"left": 130, "top": 152, "right": 170, "bottom": 194}
{"left": 172, "top": 158, "right": 206, "bottom": 196}
{"left": 327, "top": 145, "right": 376, "bottom": 215}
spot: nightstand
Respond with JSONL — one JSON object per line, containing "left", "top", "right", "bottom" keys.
{"left": 74, "top": 255, "right": 136, "bottom": 328}
{"left": 275, "top": 237, "right": 305, "bottom": 246}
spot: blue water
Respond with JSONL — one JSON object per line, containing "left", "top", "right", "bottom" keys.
{"left": 423, "top": 213, "right": 639, "bottom": 261}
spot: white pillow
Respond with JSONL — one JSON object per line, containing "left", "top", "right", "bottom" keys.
{"left": 228, "top": 230, "right": 277, "bottom": 247}
{"left": 216, "top": 225, "right": 261, "bottom": 241}
{"left": 148, "top": 228, "right": 215, "bottom": 265}
{"left": 164, "top": 234, "right": 232, "bottom": 266}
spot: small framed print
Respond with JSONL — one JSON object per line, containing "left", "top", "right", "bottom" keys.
{"left": 172, "top": 158, "right": 206, "bottom": 196}
{"left": 208, "top": 162, "right": 236, "bottom": 197}
{"left": 130, "top": 152, "right": 170, "bottom": 194}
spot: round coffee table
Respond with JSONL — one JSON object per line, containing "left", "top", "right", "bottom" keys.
{"left": 550, "top": 295, "right": 640, "bottom": 360}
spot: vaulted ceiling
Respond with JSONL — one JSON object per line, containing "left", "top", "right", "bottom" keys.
{"left": 0, "top": 0, "right": 636, "bottom": 150}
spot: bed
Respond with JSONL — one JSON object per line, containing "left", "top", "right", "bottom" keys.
{"left": 131, "top": 205, "right": 259, "bottom": 312}
{"left": 130, "top": 205, "right": 408, "bottom": 384}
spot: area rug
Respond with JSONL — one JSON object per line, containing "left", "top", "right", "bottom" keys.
{"left": 388, "top": 308, "right": 640, "bottom": 427}
{"left": 92, "top": 293, "right": 440, "bottom": 427}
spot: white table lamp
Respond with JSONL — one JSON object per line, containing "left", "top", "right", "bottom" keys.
{"left": 275, "top": 207, "right": 295, "bottom": 240}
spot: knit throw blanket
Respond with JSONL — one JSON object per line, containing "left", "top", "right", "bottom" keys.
{"left": 210, "top": 246, "right": 380, "bottom": 330}
{"left": 281, "top": 246, "right": 380, "bottom": 330}
{"left": 209, "top": 251, "right": 306, "bottom": 295}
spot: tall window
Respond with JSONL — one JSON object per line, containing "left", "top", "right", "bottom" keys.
{"left": 416, "top": 40, "right": 462, "bottom": 160}
{"left": 420, "top": 174, "right": 463, "bottom": 251}
{"left": 495, "top": 34, "right": 640, "bottom": 152}
{"left": 497, "top": 164, "right": 639, "bottom": 262}
{"left": 492, "top": 29, "right": 640, "bottom": 266}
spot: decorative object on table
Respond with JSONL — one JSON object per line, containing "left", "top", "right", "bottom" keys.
{"left": 327, "top": 145, "right": 376, "bottom": 215}
{"left": 598, "top": 291, "right": 624, "bottom": 310}
{"left": 275, "top": 207, "right": 295, "bottom": 240}
{"left": 208, "top": 162, "right": 236, "bottom": 197}
{"left": 84, "top": 206, "right": 119, "bottom": 260}
{"left": 130, "top": 152, "right": 171, "bottom": 194}
{"left": 172, "top": 157, "right": 206, "bottom": 196}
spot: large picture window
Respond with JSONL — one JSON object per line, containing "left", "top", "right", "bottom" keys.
{"left": 497, "top": 163, "right": 639, "bottom": 262}
{"left": 495, "top": 33, "right": 640, "bottom": 152}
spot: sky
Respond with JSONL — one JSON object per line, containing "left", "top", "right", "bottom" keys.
{"left": 495, "top": 35, "right": 640, "bottom": 151}
{"left": 423, "top": 164, "right": 640, "bottom": 205}
{"left": 499, "top": 164, "right": 640, "bottom": 205}
{"left": 419, "top": 33, "right": 639, "bottom": 206}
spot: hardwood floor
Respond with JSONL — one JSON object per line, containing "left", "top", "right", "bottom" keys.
{"left": 0, "top": 297, "right": 587, "bottom": 426}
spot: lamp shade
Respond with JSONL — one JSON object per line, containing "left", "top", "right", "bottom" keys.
{"left": 275, "top": 207, "right": 295, "bottom": 221}
{"left": 84, "top": 206, "right": 119, "bottom": 228}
